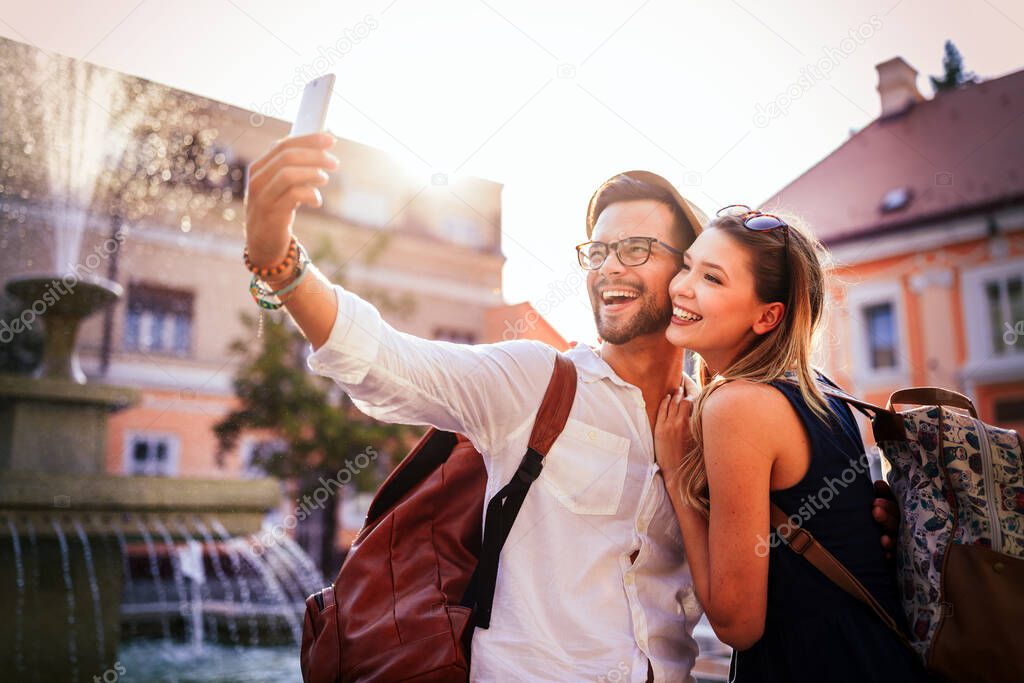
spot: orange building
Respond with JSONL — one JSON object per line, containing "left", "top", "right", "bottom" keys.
{"left": 764, "top": 57, "right": 1024, "bottom": 435}
{"left": 483, "top": 301, "right": 570, "bottom": 350}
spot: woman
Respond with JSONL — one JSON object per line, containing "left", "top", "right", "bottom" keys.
{"left": 653, "top": 206, "right": 928, "bottom": 682}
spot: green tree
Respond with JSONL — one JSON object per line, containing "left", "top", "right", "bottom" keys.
{"left": 214, "top": 260, "right": 419, "bottom": 576}
{"left": 930, "top": 40, "right": 977, "bottom": 93}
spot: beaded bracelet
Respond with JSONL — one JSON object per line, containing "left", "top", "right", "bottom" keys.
{"left": 249, "top": 241, "right": 311, "bottom": 310}
{"left": 244, "top": 236, "right": 299, "bottom": 279}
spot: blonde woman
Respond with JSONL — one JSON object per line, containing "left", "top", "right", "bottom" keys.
{"left": 653, "top": 207, "right": 928, "bottom": 682}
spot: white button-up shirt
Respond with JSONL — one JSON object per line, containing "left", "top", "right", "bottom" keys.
{"left": 307, "top": 283, "right": 702, "bottom": 683}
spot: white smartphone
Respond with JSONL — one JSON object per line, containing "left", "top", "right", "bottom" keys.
{"left": 289, "top": 74, "right": 335, "bottom": 137}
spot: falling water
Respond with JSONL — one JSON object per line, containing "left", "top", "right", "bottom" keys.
{"left": 263, "top": 541, "right": 309, "bottom": 605}
{"left": 278, "top": 534, "right": 325, "bottom": 596}
{"left": 111, "top": 517, "right": 139, "bottom": 639}
{"left": 72, "top": 518, "right": 105, "bottom": 662}
{"left": 51, "top": 518, "right": 79, "bottom": 682}
{"left": 176, "top": 538, "right": 206, "bottom": 653}
{"left": 230, "top": 536, "right": 303, "bottom": 645}
{"left": 33, "top": 54, "right": 139, "bottom": 273}
{"left": 6, "top": 517, "right": 26, "bottom": 677}
{"left": 23, "top": 519, "right": 41, "bottom": 683}
{"left": 190, "top": 518, "right": 242, "bottom": 648}
{"left": 134, "top": 517, "right": 171, "bottom": 639}
{"left": 152, "top": 518, "right": 193, "bottom": 647}
{"left": 208, "top": 518, "right": 260, "bottom": 646}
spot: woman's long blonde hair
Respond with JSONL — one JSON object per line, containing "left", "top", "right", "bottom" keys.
{"left": 674, "top": 213, "right": 833, "bottom": 516}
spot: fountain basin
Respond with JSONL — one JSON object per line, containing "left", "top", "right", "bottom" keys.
{"left": 5, "top": 273, "right": 123, "bottom": 385}
{"left": 0, "top": 373, "right": 140, "bottom": 474}
{"left": 0, "top": 471, "right": 281, "bottom": 537}
{"left": 0, "top": 472, "right": 285, "bottom": 682}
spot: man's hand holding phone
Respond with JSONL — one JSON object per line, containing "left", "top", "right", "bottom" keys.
{"left": 243, "top": 134, "right": 338, "bottom": 280}
{"left": 241, "top": 74, "right": 345, "bottom": 351}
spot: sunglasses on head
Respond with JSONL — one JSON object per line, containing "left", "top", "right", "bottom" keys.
{"left": 717, "top": 204, "right": 790, "bottom": 263}
{"left": 716, "top": 204, "right": 788, "bottom": 232}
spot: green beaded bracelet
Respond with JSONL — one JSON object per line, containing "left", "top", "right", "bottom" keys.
{"left": 249, "top": 241, "right": 311, "bottom": 310}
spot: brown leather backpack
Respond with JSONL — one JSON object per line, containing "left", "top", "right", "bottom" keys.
{"left": 300, "top": 354, "right": 577, "bottom": 683}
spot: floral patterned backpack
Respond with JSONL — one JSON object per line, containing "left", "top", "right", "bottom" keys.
{"left": 773, "top": 385, "right": 1024, "bottom": 683}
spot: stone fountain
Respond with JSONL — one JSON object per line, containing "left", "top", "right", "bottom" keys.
{"left": 0, "top": 272, "right": 299, "bottom": 681}
{"left": 0, "top": 37, "right": 318, "bottom": 682}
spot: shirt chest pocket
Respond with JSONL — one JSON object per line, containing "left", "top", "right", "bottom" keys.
{"left": 539, "top": 418, "right": 630, "bottom": 515}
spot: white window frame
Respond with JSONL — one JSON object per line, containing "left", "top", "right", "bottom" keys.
{"left": 960, "top": 257, "right": 1024, "bottom": 382}
{"left": 845, "top": 279, "right": 909, "bottom": 389}
{"left": 123, "top": 431, "right": 181, "bottom": 477}
{"left": 239, "top": 436, "right": 287, "bottom": 479}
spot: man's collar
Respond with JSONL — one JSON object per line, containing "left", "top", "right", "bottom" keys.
{"left": 566, "top": 343, "right": 637, "bottom": 389}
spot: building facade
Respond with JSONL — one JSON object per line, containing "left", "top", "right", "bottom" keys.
{"left": 763, "top": 58, "right": 1024, "bottom": 436}
{"left": 0, "top": 42, "right": 576, "bottom": 491}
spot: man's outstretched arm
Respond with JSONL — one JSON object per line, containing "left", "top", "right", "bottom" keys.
{"left": 243, "top": 134, "right": 554, "bottom": 454}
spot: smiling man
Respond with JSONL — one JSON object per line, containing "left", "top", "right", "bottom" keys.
{"left": 245, "top": 133, "right": 705, "bottom": 681}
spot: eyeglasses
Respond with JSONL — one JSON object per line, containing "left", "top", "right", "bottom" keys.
{"left": 575, "top": 236, "right": 684, "bottom": 271}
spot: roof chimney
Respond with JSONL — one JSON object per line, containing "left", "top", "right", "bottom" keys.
{"left": 876, "top": 57, "right": 924, "bottom": 118}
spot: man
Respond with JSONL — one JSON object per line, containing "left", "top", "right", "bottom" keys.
{"left": 244, "top": 133, "right": 894, "bottom": 682}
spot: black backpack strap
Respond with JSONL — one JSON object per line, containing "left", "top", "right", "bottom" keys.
{"left": 462, "top": 353, "right": 578, "bottom": 629}
{"left": 810, "top": 371, "right": 907, "bottom": 442}
{"left": 363, "top": 429, "right": 458, "bottom": 527}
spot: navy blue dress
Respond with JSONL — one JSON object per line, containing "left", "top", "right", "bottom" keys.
{"left": 729, "top": 379, "right": 930, "bottom": 683}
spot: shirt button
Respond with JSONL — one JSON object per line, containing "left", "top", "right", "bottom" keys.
{"left": 624, "top": 573, "right": 635, "bottom": 585}
{"left": 587, "top": 430, "right": 597, "bottom": 441}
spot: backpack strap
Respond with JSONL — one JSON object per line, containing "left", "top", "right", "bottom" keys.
{"left": 887, "top": 387, "right": 979, "bottom": 418}
{"left": 810, "top": 374, "right": 907, "bottom": 442}
{"left": 813, "top": 371, "right": 886, "bottom": 419}
{"left": 463, "top": 353, "right": 578, "bottom": 629}
{"left": 770, "top": 503, "right": 914, "bottom": 651}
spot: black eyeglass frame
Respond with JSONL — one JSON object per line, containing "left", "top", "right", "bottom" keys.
{"left": 575, "top": 236, "right": 684, "bottom": 271}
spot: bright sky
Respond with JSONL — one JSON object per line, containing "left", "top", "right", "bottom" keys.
{"left": 2, "top": 0, "right": 1022, "bottom": 343}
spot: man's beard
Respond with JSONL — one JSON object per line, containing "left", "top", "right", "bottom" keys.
{"left": 591, "top": 289, "right": 673, "bottom": 344}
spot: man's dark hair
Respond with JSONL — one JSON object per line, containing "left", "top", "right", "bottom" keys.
{"left": 586, "top": 174, "right": 698, "bottom": 249}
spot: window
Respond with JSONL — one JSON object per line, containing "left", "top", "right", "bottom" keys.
{"left": 995, "top": 398, "right": 1024, "bottom": 423}
{"left": 844, "top": 280, "right": 907, "bottom": 386}
{"left": 124, "top": 284, "right": 194, "bottom": 356}
{"left": 984, "top": 274, "right": 1024, "bottom": 356}
{"left": 240, "top": 438, "right": 287, "bottom": 479}
{"left": 864, "top": 302, "right": 898, "bottom": 369}
{"left": 961, "top": 259, "right": 1024, "bottom": 381}
{"left": 124, "top": 433, "right": 179, "bottom": 476}
{"left": 339, "top": 186, "right": 392, "bottom": 227}
{"left": 439, "top": 216, "right": 485, "bottom": 249}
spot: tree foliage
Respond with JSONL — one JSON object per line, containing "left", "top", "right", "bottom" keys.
{"left": 213, "top": 309, "right": 411, "bottom": 494}
{"left": 930, "top": 40, "right": 977, "bottom": 93}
